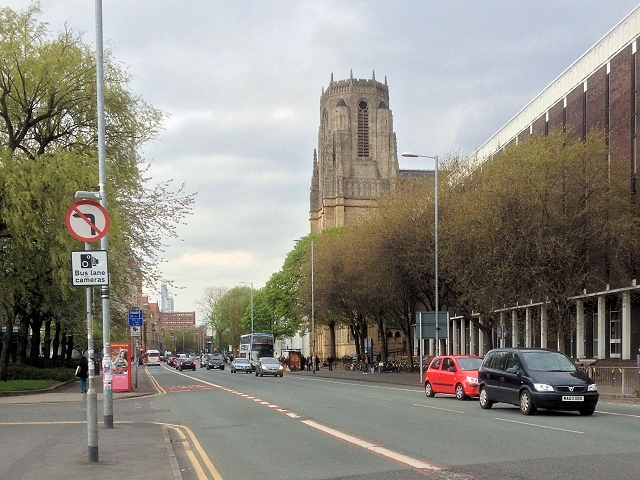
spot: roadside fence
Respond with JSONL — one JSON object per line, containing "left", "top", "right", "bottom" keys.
{"left": 585, "top": 366, "right": 639, "bottom": 398}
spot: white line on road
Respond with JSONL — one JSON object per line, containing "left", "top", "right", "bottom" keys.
{"left": 494, "top": 417, "right": 584, "bottom": 434}
{"left": 302, "top": 420, "right": 444, "bottom": 470}
{"left": 413, "top": 403, "right": 465, "bottom": 414}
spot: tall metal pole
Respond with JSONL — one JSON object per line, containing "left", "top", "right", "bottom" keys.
{"left": 250, "top": 283, "right": 254, "bottom": 334}
{"left": 401, "top": 152, "right": 439, "bottom": 355}
{"left": 85, "top": 242, "right": 98, "bottom": 462}
{"left": 95, "top": 0, "right": 113, "bottom": 428}
{"left": 434, "top": 156, "right": 439, "bottom": 356}
{"left": 311, "top": 240, "right": 315, "bottom": 373}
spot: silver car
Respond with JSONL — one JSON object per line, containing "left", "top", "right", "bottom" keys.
{"left": 231, "top": 357, "right": 253, "bottom": 373}
{"left": 255, "top": 357, "right": 284, "bottom": 377}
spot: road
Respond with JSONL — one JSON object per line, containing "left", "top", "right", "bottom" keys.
{"left": 147, "top": 363, "right": 640, "bottom": 480}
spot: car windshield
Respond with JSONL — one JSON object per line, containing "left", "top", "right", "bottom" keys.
{"left": 235, "top": 359, "right": 250, "bottom": 364}
{"left": 521, "top": 351, "right": 577, "bottom": 372}
{"left": 456, "top": 357, "right": 483, "bottom": 371}
{"left": 262, "top": 358, "right": 279, "bottom": 364}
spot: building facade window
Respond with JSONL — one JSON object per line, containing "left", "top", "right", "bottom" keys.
{"left": 357, "top": 100, "right": 369, "bottom": 157}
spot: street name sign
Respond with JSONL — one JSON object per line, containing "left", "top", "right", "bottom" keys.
{"left": 65, "top": 200, "right": 110, "bottom": 243}
{"left": 71, "top": 250, "right": 109, "bottom": 286}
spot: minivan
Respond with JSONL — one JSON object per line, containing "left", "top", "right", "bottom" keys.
{"left": 477, "top": 348, "right": 598, "bottom": 415}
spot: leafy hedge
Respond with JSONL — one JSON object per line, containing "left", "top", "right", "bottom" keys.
{"left": 6, "top": 365, "right": 75, "bottom": 382}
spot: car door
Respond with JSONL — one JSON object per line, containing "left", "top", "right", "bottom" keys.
{"left": 427, "top": 357, "right": 443, "bottom": 393}
{"left": 501, "top": 352, "right": 524, "bottom": 406}
{"left": 481, "top": 350, "right": 509, "bottom": 402}
{"left": 439, "top": 357, "right": 457, "bottom": 394}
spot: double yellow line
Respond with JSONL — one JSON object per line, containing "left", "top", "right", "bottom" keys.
{"left": 160, "top": 422, "right": 223, "bottom": 480}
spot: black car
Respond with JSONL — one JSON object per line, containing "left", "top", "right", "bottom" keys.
{"left": 204, "top": 353, "right": 225, "bottom": 370}
{"left": 477, "top": 348, "right": 598, "bottom": 415}
{"left": 176, "top": 354, "right": 196, "bottom": 371}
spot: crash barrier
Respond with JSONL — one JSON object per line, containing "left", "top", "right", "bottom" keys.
{"left": 585, "top": 366, "right": 639, "bottom": 398}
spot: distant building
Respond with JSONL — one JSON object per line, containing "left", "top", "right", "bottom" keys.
{"left": 160, "top": 283, "right": 174, "bottom": 313}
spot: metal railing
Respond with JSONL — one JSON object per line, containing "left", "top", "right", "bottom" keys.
{"left": 585, "top": 366, "right": 639, "bottom": 398}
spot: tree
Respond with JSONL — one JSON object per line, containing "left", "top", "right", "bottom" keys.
{"left": 0, "top": 5, "right": 195, "bottom": 374}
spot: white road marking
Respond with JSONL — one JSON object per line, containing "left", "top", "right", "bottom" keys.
{"left": 413, "top": 403, "right": 465, "bottom": 414}
{"left": 494, "top": 417, "right": 584, "bottom": 434}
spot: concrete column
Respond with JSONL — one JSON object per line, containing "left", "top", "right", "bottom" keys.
{"left": 525, "top": 307, "right": 532, "bottom": 348}
{"left": 598, "top": 295, "right": 606, "bottom": 359}
{"left": 512, "top": 310, "right": 518, "bottom": 348}
{"left": 478, "top": 317, "right": 485, "bottom": 355}
{"left": 452, "top": 319, "right": 459, "bottom": 355}
{"left": 469, "top": 320, "right": 476, "bottom": 356}
{"left": 460, "top": 318, "right": 467, "bottom": 355}
{"left": 576, "top": 299, "right": 585, "bottom": 359}
{"left": 622, "top": 291, "right": 631, "bottom": 360}
{"left": 540, "top": 305, "right": 548, "bottom": 349}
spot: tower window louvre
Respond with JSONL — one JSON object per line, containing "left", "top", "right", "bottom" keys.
{"left": 357, "top": 101, "right": 369, "bottom": 157}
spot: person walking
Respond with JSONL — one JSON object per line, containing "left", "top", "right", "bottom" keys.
{"left": 307, "top": 355, "right": 312, "bottom": 371}
{"left": 361, "top": 353, "right": 368, "bottom": 374}
{"left": 314, "top": 355, "right": 320, "bottom": 371}
{"left": 76, "top": 356, "right": 89, "bottom": 393}
{"left": 327, "top": 356, "right": 333, "bottom": 371}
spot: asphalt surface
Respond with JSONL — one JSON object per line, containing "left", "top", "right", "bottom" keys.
{"left": 3, "top": 363, "right": 631, "bottom": 480}
{"left": 0, "top": 364, "right": 421, "bottom": 480}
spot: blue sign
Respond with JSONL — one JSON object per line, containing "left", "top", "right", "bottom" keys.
{"left": 128, "top": 309, "right": 143, "bottom": 326}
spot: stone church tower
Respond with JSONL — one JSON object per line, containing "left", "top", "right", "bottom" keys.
{"left": 310, "top": 71, "right": 399, "bottom": 232}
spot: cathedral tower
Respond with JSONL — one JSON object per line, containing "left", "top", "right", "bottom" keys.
{"left": 310, "top": 71, "right": 399, "bottom": 233}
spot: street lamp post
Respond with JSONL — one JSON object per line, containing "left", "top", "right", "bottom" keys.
{"left": 295, "top": 238, "right": 315, "bottom": 373}
{"left": 401, "top": 152, "right": 439, "bottom": 379}
{"left": 240, "top": 282, "right": 254, "bottom": 334}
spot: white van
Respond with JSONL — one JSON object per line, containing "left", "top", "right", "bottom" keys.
{"left": 146, "top": 349, "right": 161, "bottom": 366}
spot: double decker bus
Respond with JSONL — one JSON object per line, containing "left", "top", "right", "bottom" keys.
{"left": 239, "top": 333, "right": 274, "bottom": 362}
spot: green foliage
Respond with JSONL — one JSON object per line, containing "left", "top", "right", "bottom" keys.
{"left": 3, "top": 364, "right": 75, "bottom": 382}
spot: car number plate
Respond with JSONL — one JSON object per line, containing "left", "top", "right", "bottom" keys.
{"left": 562, "top": 395, "right": 584, "bottom": 402}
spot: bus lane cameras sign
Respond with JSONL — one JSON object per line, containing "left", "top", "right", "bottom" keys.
{"left": 71, "top": 251, "right": 109, "bottom": 286}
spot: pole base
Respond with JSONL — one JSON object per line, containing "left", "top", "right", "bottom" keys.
{"left": 88, "top": 445, "right": 98, "bottom": 462}
{"left": 103, "top": 414, "right": 113, "bottom": 428}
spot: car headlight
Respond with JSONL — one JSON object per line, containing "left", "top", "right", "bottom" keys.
{"left": 533, "top": 383, "right": 554, "bottom": 392}
{"left": 587, "top": 383, "right": 597, "bottom": 392}
{"left": 466, "top": 376, "right": 478, "bottom": 385}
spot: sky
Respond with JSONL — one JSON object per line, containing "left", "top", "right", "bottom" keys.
{"left": 5, "top": 0, "right": 640, "bottom": 322}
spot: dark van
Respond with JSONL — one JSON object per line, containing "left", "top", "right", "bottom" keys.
{"left": 477, "top": 348, "right": 598, "bottom": 415}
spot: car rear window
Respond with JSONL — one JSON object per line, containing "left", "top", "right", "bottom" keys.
{"left": 457, "top": 357, "right": 483, "bottom": 371}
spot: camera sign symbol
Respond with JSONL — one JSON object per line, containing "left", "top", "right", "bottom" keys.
{"left": 65, "top": 200, "right": 110, "bottom": 243}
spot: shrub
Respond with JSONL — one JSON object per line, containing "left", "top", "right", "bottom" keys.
{"left": 6, "top": 364, "right": 75, "bottom": 382}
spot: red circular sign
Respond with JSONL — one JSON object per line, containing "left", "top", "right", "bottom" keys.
{"left": 65, "top": 200, "right": 110, "bottom": 243}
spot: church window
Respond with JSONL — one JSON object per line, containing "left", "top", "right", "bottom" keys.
{"left": 357, "top": 101, "right": 369, "bottom": 157}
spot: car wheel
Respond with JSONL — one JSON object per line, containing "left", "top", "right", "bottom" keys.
{"left": 455, "top": 384, "right": 467, "bottom": 400}
{"left": 519, "top": 390, "right": 536, "bottom": 415}
{"left": 424, "top": 382, "right": 435, "bottom": 397}
{"left": 479, "top": 387, "right": 493, "bottom": 409}
{"left": 579, "top": 406, "right": 595, "bottom": 416}
{"left": 279, "top": 373, "right": 283, "bottom": 377}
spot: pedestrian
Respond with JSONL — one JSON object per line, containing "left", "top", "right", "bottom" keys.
{"left": 76, "top": 356, "right": 89, "bottom": 393}
{"left": 307, "top": 355, "right": 312, "bottom": 371}
{"left": 314, "top": 355, "right": 320, "bottom": 371}
{"left": 361, "top": 353, "right": 368, "bottom": 374}
{"left": 328, "top": 355, "right": 333, "bottom": 371}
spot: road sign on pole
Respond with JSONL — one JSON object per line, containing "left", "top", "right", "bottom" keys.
{"left": 65, "top": 200, "right": 110, "bottom": 243}
{"left": 128, "top": 309, "right": 143, "bottom": 327}
{"left": 70, "top": 250, "right": 109, "bottom": 286}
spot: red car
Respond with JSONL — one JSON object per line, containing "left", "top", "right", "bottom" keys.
{"left": 424, "top": 355, "right": 484, "bottom": 400}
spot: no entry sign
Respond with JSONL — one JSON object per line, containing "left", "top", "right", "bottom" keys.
{"left": 65, "top": 200, "right": 110, "bottom": 243}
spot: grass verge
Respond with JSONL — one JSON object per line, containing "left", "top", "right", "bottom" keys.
{"left": 0, "top": 379, "right": 60, "bottom": 392}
